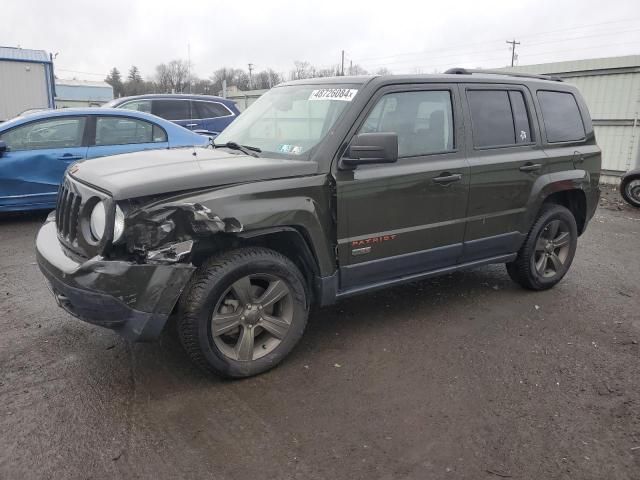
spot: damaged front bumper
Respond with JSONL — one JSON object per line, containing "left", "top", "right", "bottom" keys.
{"left": 36, "top": 221, "right": 195, "bottom": 341}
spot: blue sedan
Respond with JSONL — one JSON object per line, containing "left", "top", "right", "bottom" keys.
{"left": 0, "top": 108, "right": 209, "bottom": 212}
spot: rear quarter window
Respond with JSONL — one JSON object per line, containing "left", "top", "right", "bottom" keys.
{"left": 537, "top": 90, "right": 585, "bottom": 143}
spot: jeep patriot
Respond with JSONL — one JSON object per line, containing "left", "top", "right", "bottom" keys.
{"left": 36, "top": 70, "right": 601, "bottom": 377}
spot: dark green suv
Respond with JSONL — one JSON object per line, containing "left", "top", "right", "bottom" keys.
{"left": 36, "top": 70, "right": 601, "bottom": 378}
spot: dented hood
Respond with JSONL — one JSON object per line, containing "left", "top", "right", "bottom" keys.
{"left": 71, "top": 147, "right": 319, "bottom": 200}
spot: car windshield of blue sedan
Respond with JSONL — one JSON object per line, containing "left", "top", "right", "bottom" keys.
{"left": 214, "top": 85, "right": 358, "bottom": 158}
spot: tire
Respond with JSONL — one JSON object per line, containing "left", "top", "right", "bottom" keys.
{"left": 178, "top": 247, "right": 309, "bottom": 378}
{"left": 506, "top": 204, "right": 578, "bottom": 291}
{"left": 620, "top": 175, "right": 640, "bottom": 208}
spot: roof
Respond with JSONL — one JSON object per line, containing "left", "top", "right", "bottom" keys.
{"left": 0, "top": 107, "right": 201, "bottom": 131}
{"left": 280, "top": 73, "right": 571, "bottom": 88}
{"left": 111, "top": 93, "right": 231, "bottom": 103}
{"left": 0, "top": 46, "right": 51, "bottom": 63}
{"left": 499, "top": 55, "right": 640, "bottom": 75}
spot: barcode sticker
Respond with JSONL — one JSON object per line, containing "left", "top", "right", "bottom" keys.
{"left": 308, "top": 89, "right": 358, "bottom": 101}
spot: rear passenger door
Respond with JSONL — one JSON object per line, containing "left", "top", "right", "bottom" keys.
{"left": 460, "top": 84, "right": 543, "bottom": 262}
{"left": 336, "top": 84, "right": 469, "bottom": 290}
{"left": 86, "top": 116, "right": 169, "bottom": 158}
{"left": 151, "top": 99, "right": 192, "bottom": 129}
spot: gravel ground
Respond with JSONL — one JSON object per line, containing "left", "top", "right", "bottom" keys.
{"left": 1, "top": 195, "right": 639, "bottom": 480}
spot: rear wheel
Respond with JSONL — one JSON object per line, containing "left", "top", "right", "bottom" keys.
{"left": 178, "top": 247, "right": 309, "bottom": 378}
{"left": 506, "top": 204, "right": 578, "bottom": 290}
{"left": 620, "top": 175, "right": 640, "bottom": 207}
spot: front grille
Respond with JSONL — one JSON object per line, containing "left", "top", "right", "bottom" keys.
{"left": 55, "top": 181, "right": 82, "bottom": 243}
{"left": 55, "top": 175, "right": 111, "bottom": 258}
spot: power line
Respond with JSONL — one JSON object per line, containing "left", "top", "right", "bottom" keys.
{"left": 55, "top": 68, "right": 108, "bottom": 77}
{"left": 353, "top": 17, "right": 640, "bottom": 64}
{"left": 356, "top": 27, "right": 640, "bottom": 70}
{"left": 387, "top": 39, "right": 640, "bottom": 73}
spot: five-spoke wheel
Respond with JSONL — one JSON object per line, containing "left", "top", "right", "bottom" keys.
{"left": 507, "top": 204, "right": 578, "bottom": 290}
{"left": 178, "top": 248, "right": 308, "bottom": 378}
{"left": 211, "top": 275, "right": 293, "bottom": 362}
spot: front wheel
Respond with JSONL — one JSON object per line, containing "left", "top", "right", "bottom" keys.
{"left": 507, "top": 204, "right": 578, "bottom": 290}
{"left": 178, "top": 247, "right": 309, "bottom": 378}
{"left": 620, "top": 175, "right": 640, "bottom": 208}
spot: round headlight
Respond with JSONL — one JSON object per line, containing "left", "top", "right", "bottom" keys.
{"left": 90, "top": 201, "right": 106, "bottom": 241}
{"left": 113, "top": 205, "right": 125, "bottom": 243}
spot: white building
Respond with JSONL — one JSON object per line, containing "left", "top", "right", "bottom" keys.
{"left": 0, "top": 46, "right": 55, "bottom": 121}
{"left": 503, "top": 55, "right": 640, "bottom": 183}
{"left": 55, "top": 79, "right": 113, "bottom": 108}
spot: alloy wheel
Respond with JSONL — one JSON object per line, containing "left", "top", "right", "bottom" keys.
{"left": 533, "top": 219, "right": 572, "bottom": 278}
{"left": 210, "top": 274, "right": 293, "bottom": 361}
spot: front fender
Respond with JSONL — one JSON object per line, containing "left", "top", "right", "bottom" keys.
{"left": 127, "top": 174, "right": 336, "bottom": 276}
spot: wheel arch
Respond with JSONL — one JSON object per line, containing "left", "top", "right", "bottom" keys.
{"left": 190, "top": 226, "right": 323, "bottom": 304}
{"left": 529, "top": 171, "right": 591, "bottom": 235}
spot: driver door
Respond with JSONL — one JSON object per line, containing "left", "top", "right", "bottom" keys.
{"left": 335, "top": 85, "right": 470, "bottom": 290}
{"left": 0, "top": 116, "right": 88, "bottom": 210}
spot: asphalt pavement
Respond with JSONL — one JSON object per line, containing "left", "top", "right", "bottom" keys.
{"left": 1, "top": 190, "right": 639, "bottom": 480}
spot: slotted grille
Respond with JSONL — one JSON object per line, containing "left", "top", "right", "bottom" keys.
{"left": 55, "top": 175, "right": 111, "bottom": 258}
{"left": 55, "top": 181, "right": 81, "bottom": 244}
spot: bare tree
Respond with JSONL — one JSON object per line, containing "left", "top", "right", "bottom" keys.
{"left": 291, "top": 61, "right": 312, "bottom": 80}
{"left": 155, "top": 60, "right": 191, "bottom": 93}
{"left": 375, "top": 67, "right": 392, "bottom": 75}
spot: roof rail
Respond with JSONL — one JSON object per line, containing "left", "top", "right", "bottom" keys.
{"left": 444, "top": 67, "right": 564, "bottom": 82}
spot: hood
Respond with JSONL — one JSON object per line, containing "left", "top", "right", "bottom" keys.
{"left": 71, "top": 147, "right": 319, "bottom": 200}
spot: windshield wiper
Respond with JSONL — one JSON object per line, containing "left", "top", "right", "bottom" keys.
{"left": 213, "top": 141, "right": 261, "bottom": 157}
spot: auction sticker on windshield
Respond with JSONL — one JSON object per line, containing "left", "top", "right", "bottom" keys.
{"left": 308, "top": 89, "right": 358, "bottom": 101}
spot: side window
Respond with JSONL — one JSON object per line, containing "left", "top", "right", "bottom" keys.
{"left": 95, "top": 117, "right": 167, "bottom": 146}
{"left": 509, "top": 91, "right": 532, "bottom": 144}
{"left": 467, "top": 90, "right": 533, "bottom": 148}
{"left": 537, "top": 90, "right": 585, "bottom": 143}
{"left": 359, "top": 90, "right": 454, "bottom": 157}
{"left": 152, "top": 100, "right": 190, "bottom": 120}
{"left": 0, "top": 117, "right": 86, "bottom": 151}
{"left": 192, "top": 101, "right": 231, "bottom": 119}
{"left": 119, "top": 100, "right": 152, "bottom": 114}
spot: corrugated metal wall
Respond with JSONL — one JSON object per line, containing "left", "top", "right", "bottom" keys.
{"left": 566, "top": 73, "right": 640, "bottom": 120}
{"left": 563, "top": 73, "right": 640, "bottom": 173}
{"left": 0, "top": 60, "right": 49, "bottom": 120}
{"left": 593, "top": 125, "right": 639, "bottom": 172}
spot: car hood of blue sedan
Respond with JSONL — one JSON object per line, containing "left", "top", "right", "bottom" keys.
{"left": 71, "top": 147, "right": 319, "bottom": 200}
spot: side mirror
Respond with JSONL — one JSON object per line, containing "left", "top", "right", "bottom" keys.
{"left": 341, "top": 133, "right": 398, "bottom": 168}
{"left": 0, "top": 140, "right": 7, "bottom": 157}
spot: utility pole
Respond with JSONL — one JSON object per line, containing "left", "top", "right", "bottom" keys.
{"left": 349, "top": 60, "right": 353, "bottom": 76}
{"left": 248, "top": 63, "right": 254, "bottom": 90}
{"left": 341, "top": 50, "right": 345, "bottom": 76}
{"left": 506, "top": 39, "right": 520, "bottom": 67}
{"left": 187, "top": 43, "right": 192, "bottom": 93}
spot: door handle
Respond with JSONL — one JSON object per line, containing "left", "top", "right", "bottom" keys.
{"left": 433, "top": 173, "right": 462, "bottom": 184}
{"left": 519, "top": 163, "right": 542, "bottom": 172}
{"left": 57, "top": 154, "right": 83, "bottom": 161}
{"left": 572, "top": 151, "right": 585, "bottom": 164}
{"left": 186, "top": 123, "right": 199, "bottom": 127}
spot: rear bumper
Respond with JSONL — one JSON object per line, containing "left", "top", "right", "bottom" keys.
{"left": 36, "top": 221, "right": 195, "bottom": 341}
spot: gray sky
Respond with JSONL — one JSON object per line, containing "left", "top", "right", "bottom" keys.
{"left": 4, "top": 0, "right": 640, "bottom": 81}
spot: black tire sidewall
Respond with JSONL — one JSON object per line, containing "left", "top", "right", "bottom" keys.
{"left": 526, "top": 206, "right": 578, "bottom": 289}
{"left": 188, "top": 251, "right": 308, "bottom": 378}
{"left": 621, "top": 177, "right": 640, "bottom": 208}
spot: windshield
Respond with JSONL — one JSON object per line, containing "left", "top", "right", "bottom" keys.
{"left": 215, "top": 84, "right": 359, "bottom": 159}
